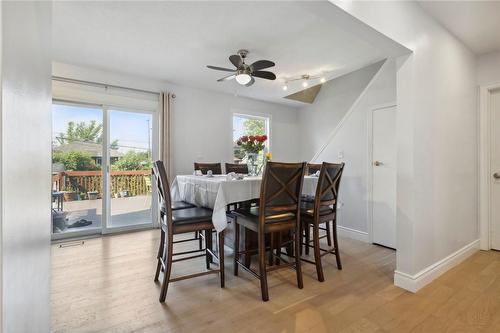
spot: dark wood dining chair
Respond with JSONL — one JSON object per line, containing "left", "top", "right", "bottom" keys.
{"left": 225, "top": 163, "right": 249, "bottom": 174}
{"left": 194, "top": 162, "right": 222, "bottom": 175}
{"left": 151, "top": 167, "right": 199, "bottom": 246}
{"left": 171, "top": 201, "right": 195, "bottom": 211}
{"left": 193, "top": 162, "right": 222, "bottom": 247}
{"left": 301, "top": 162, "right": 344, "bottom": 282}
{"left": 302, "top": 162, "right": 334, "bottom": 249}
{"left": 225, "top": 162, "right": 258, "bottom": 211}
{"left": 152, "top": 160, "right": 224, "bottom": 302}
{"left": 306, "top": 163, "right": 322, "bottom": 175}
{"left": 233, "top": 161, "right": 306, "bottom": 301}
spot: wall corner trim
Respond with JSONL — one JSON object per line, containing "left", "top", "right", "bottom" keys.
{"left": 337, "top": 225, "right": 369, "bottom": 243}
{"left": 394, "top": 239, "right": 480, "bottom": 293}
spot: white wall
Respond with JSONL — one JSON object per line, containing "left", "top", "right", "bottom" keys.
{"left": 0, "top": 1, "right": 3, "bottom": 328}
{"left": 170, "top": 85, "right": 300, "bottom": 175}
{"left": 299, "top": 60, "right": 396, "bottom": 236}
{"left": 1, "top": 1, "right": 52, "bottom": 331}
{"left": 52, "top": 62, "right": 301, "bottom": 177}
{"left": 333, "top": 1, "right": 478, "bottom": 290}
{"left": 477, "top": 50, "right": 500, "bottom": 86}
{"left": 299, "top": 61, "right": 383, "bottom": 161}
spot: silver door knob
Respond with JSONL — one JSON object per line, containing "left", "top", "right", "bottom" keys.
{"left": 494, "top": 172, "right": 500, "bottom": 179}
{"left": 373, "top": 161, "right": 383, "bottom": 166}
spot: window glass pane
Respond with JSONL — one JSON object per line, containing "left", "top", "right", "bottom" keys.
{"left": 52, "top": 103, "right": 103, "bottom": 235}
{"left": 109, "top": 110, "right": 153, "bottom": 228}
{"left": 233, "top": 114, "right": 269, "bottom": 172}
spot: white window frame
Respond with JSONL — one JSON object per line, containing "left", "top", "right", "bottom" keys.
{"left": 51, "top": 99, "right": 159, "bottom": 240}
{"left": 231, "top": 111, "right": 271, "bottom": 161}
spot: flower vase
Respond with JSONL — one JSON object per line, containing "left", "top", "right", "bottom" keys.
{"left": 246, "top": 153, "right": 259, "bottom": 176}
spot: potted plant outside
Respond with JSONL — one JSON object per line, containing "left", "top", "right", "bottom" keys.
{"left": 62, "top": 187, "right": 77, "bottom": 201}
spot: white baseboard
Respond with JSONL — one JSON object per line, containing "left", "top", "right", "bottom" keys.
{"left": 337, "top": 225, "right": 369, "bottom": 243}
{"left": 394, "top": 239, "right": 480, "bottom": 293}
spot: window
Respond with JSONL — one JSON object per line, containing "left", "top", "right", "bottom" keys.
{"left": 232, "top": 113, "right": 270, "bottom": 170}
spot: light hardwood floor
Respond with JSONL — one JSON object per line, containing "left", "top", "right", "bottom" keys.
{"left": 52, "top": 230, "right": 500, "bottom": 332}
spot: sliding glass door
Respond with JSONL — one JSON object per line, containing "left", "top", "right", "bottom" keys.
{"left": 52, "top": 103, "right": 104, "bottom": 237}
{"left": 107, "top": 109, "right": 154, "bottom": 230}
{"left": 52, "top": 102, "right": 157, "bottom": 239}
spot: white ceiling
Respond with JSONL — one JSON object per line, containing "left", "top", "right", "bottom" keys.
{"left": 53, "top": 1, "right": 408, "bottom": 106}
{"left": 418, "top": 1, "right": 500, "bottom": 55}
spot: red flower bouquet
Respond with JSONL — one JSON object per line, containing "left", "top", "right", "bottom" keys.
{"left": 236, "top": 134, "right": 268, "bottom": 154}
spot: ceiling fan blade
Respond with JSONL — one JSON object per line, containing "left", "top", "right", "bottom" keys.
{"left": 217, "top": 74, "right": 236, "bottom": 82}
{"left": 229, "top": 54, "right": 242, "bottom": 68}
{"left": 245, "top": 77, "right": 255, "bottom": 87}
{"left": 250, "top": 60, "right": 275, "bottom": 71}
{"left": 252, "top": 71, "right": 276, "bottom": 80}
{"left": 207, "top": 65, "right": 236, "bottom": 72}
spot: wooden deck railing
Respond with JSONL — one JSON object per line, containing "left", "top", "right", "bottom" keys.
{"left": 55, "top": 170, "right": 152, "bottom": 196}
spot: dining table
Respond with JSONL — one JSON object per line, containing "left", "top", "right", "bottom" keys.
{"left": 171, "top": 174, "right": 319, "bottom": 232}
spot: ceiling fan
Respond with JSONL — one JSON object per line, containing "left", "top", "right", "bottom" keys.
{"left": 207, "top": 49, "right": 276, "bottom": 87}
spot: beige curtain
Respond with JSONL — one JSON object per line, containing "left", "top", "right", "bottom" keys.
{"left": 159, "top": 92, "right": 172, "bottom": 180}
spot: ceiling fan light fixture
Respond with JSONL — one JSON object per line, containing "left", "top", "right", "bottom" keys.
{"left": 283, "top": 84, "right": 288, "bottom": 91}
{"left": 235, "top": 73, "right": 252, "bottom": 85}
{"left": 320, "top": 77, "right": 326, "bottom": 83}
{"left": 207, "top": 50, "right": 276, "bottom": 87}
{"left": 302, "top": 81, "right": 309, "bottom": 88}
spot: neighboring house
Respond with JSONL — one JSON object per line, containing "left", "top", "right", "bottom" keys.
{"left": 53, "top": 142, "right": 123, "bottom": 166}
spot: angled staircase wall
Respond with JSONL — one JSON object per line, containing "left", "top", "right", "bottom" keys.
{"left": 297, "top": 59, "right": 396, "bottom": 238}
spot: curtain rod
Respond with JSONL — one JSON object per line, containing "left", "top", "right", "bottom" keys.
{"left": 51, "top": 76, "right": 175, "bottom": 98}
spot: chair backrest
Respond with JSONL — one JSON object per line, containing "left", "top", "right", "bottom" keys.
{"left": 306, "top": 163, "right": 322, "bottom": 175}
{"left": 225, "top": 163, "right": 248, "bottom": 174}
{"left": 313, "top": 162, "right": 344, "bottom": 214}
{"left": 194, "top": 162, "right": 222, "bottom": 175}
{"left": 152, "top": 160, "right": 173, "bottom": 225}
{"left": 258, "top": 162, "right": 306, "bottom": 229}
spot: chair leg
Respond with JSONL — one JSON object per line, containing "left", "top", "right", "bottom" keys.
{"left": 312, "top": 223, "right": 325, "bottom": 282}
{"left": 286, "top": 230, "right": 293, "bottom": 257}
{"left": 197, "top": 231, "right": 203, "bottom": 250}
{"left": 269, "top": 232, "right": 274, "bottom": 266}
{"left": 154, "top": 228, "right": 165, "bottom": 282}
{"left": 244, "top": 254, "right": 252, "bottom": 268}
{"left": 299, "top": 222, "right": 304, "bottom": 256}
{"left": 234, "top": 221, "right": 240, "bottom": 276}
{"left": 244, "top": 229, "right": 252, "bottom": 268}
{"left": 332, "top": 221, "right": 342, "bottom": 270}
{"left": 276, "top": 232, "right": 282, "bottom": 265}
{"left": 205, "top": 229, "right": 212, "bottom": 269}
{"left": 294, "top": 227, "right": 304, "bottom": 289}
{"left": 305, "top": 224, "right": 310, "bottom": 255}
{"left": 218, "top": 231, "right": 225, "bottom": 288}
{"left": 325, "top": 221, "right": 332, "bottom": 246}
{"left": 159, "top": 235, "right": 173, "bottom": 302}
{"left": 258, "top": 234, "right": 269, "bottom": 302}
{"left": 208, "top": 230, "right": 214, "bottom": 264}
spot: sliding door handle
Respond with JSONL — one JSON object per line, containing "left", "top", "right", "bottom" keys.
{"left": 494, "top": 172, "right": 500, "bottom": 179}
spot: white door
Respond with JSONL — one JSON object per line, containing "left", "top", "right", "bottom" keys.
{"left": 491, "top": 89, "right": 500, "bottom": 250}
{"left": 371, "top": 105, "right": 397, "bottom": 249}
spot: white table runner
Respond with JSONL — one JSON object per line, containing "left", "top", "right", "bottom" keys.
{"left": 171, "top": 175, "right": 318, "bottom": 232}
